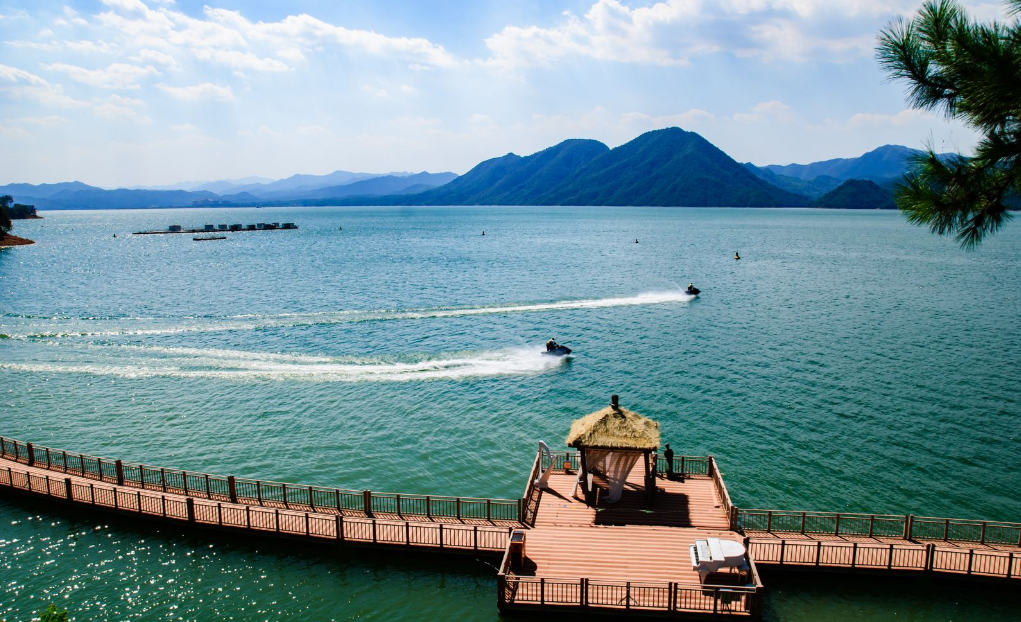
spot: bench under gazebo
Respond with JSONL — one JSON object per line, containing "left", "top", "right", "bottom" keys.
{"left": 566, "top": 394, "right": 660, "bottom": 506}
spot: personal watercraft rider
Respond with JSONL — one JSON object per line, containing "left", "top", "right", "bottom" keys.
{"left": 687, "top": 283, "right": 696, "bottom": 294}
{"left": 546, "top": 338, "right": 557, "bottom": 352}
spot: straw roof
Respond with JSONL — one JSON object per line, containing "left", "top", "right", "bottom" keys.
{"left": 565, "top": 404, "right": 660, "bottom": 450}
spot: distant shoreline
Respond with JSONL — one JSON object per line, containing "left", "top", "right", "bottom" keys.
{"left": 0, "top": 234, "right": 35, "bottom": 247}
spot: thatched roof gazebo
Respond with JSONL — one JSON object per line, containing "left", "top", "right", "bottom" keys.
{"left": 566, "top": 395, "right": 660, "bottom": 506}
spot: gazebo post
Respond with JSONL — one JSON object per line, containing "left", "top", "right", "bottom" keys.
{"left": 578, "top": 447, "right": 590, "bottom": 502}
{"left": 643, "top": 449, "right": 655, "bottom": 504}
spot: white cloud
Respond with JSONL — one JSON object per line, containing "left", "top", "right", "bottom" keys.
{"left": 43, "top": 62, "right": 161, "bottom": 89}
{"left": 129, "top": 49, "right": 181, "bottom": 69}
{"left": 13, "top": 115, "right": 68, "bottom": 126}
{"left": 93, "top": 102, "right": 151, "bottom": 124}
{"left": 481, "top": 0, "right": 949, "bottom": 68}
{"left": 170, "top": 123, "right": 198, "bottom": 132}
{"left": 193, "top": 48, "right": 289, "bottom": 73}
{"left": 296, "top": 125, "right": 331, "bottom": 136}
{"left": 846, "top": 109, "right": 930, "bottom": 127}
{"left": 0, "top": 125, "right": 32, "bottom": 139}
{"left": 157, "top": 82, "right": 234, "bottom": 102}
{"left": 276, "top": 47, "right": 306, "bottom": 62}
{"left": 0, "top": 64, "right": 89, "bottom": 108}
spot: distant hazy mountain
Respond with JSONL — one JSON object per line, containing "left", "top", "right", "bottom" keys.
{"left": 232, "top": 170, "right": 414, "bottom": 197}
{"left": 0, "top": 181, "right": 100, "bottom": 199}
{"left": 815, "top": 179, "right": 896, "bottom": 209}
{"left": 386, "top": 139, "right": 609, "bottom": 205}
{"left": 365, "top": 128, "right": 805, "bottom": 207}
{"left": 21, "top": 188, "right": 220, "bottom": 209}
{"left": 187, "top": 177, "right": 275, "bottom": 193}
{"left": 742, "top": 164, "right": 843, "bottom": 199}
{"left": 296, "top": 172, "right": 456, "bottom": 201}
{"left": 761, "top": 144, "right": 942, "bottom": 182}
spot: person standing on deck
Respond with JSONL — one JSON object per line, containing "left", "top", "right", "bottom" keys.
{"left": 664, "top": 443, "right": 674, "bottom": 479}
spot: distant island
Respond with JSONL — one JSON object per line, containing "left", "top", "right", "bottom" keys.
{"left": 0, "top": 129, "right": 951, "bottom": 211}
{"left": 0, "top": 195, "right": 35, "bottom": 246}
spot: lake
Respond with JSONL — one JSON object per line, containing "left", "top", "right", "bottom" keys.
{"left": 2, "top": 206, "right": 1020, "bottom": 620}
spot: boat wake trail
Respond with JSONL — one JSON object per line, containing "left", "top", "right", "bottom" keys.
{"left": 1, "top": 291, "right": 693, "bottom": 339}
{"left": 0, "top": 346, "right": 568, "bottom": 383}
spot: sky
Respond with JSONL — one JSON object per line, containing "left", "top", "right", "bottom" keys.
{"left": 0, "top": 0, "right": 1004, "bottom": 188}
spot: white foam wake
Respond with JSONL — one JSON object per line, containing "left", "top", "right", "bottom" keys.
{"left": 0, "top": 346, "right": 568, "bottom": 383}
{"left": 0, "top": 290, "right": 693, "bottom": 340}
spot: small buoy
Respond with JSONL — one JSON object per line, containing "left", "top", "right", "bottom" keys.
{"left": 635, "top": 239, "right": 639, "bottom": 244}
{"left": 734, "top": 251, "right": 740, "bottom": 260}
{"left": 482, "top": 231, "right": 485, "bottom": 236}
{"left": 113, "top": 234, "right": 117, "bottom": 238}
{"left": 339, "top": 226, "right": 343, "bottom": 230}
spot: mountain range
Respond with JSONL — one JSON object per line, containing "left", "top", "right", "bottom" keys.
{"left": 2, "top": 132, "right": 940, "bottom": 210}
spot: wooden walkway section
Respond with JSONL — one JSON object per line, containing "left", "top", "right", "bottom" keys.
{"left": 498, "top": 455, "right": 764, "bottom": 618}
{"left": 3, "top": 436, "right": 1021, "bottom": 620}
{"left": 0, "top": 445, "right": 514, "bottom": 555}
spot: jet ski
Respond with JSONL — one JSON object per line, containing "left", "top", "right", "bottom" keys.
{"left": 686, "top": 286, "right": 701, "bottom": 296}
{"left": 542, "top": 341, "right": 572, "bottom": 356}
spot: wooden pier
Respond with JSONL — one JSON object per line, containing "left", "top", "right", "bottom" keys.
{"left": 1, "top": 436, "right": 1018, "bottom": 619}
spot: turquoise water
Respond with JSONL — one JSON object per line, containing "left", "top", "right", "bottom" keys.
{"left": 1, "top": 206, "right": 1019, "bottom": 620}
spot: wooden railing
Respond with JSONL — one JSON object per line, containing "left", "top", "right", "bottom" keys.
{"left": 749, "top": 538, "right": 1021, "bottom": 580}
{"left": 655, "top": 454, "right": 711, "bottom": 477}
{"left": 498, "top": 575, "right": 761, "bottom": 616}
{"left": 0, "top": 436, "right": 521, "bottom": 524}
{"left": 0, "top": 462, "right": 511, "bottom": 553}
{"left": 736, "top": 509, "right": 1021, "bottom": 546}
{"left": 709, "top": 456, "right": 736, "bottom": 526}
{"left": 520, "top": 449, "right": 543, "bottom": 526}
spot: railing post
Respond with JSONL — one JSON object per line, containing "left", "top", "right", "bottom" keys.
{"left": 944, "top": 518, "right": 950, "bottom": 541}
{"left": 160, "top": 468, "right": 167, "bottom": 492}
{"left": 540, "top": 578, "right": 545, "bottom": 606}
{"left": 679, "top": 456, "right": 685, "bottom": 477}
{"left": 1008, "top": 552, "right": 1014, "bottom": 579}
{"left": 766, "top": 511, "right": 772, "bottom": 533}
{"left": 363, "top": 490, "right": 373, "bottom": 517}
{"left": 246, "top": 505, "right": 250, "bottom": 528}
{"left": 427, "top": 495, "right": 432, "bottom": 519}
{"left": 13, "top": 441, "right": 19, "bottom": 463}
{"left": 218, "top": 502, "right": 223, "bottom": 525}
{"left": 89, "top": 483, "right": 95, "bottom": 504}
{"left": 457, "top": 497, "right": 461, "bottom": 520}
{"left": 257, "top": 481, "right": 262, "bottom": 505}
{"left": 487, "top": 499, "right": 492, "bottom": 522}
{"left": 26, "top": 443, "right": 35, "bottom": 466}
{"left": 439, "top": 523, "right": 444, "bottom": 547}
{"left": 337, "top": 514, "right": 344, "bottom": 541}
{"left": 835, "top": 513, "right": 841, "bottom": 536}
{"left": 868, "top": 515, "right": 875, "bottom": 538}
{"left": 779, "top": 540, "right": 786, "bottom": 564}
{"left": 397, "top": 493, "right": 402, "bottom": 517}
{"left": 228, "top": 476, "right": 237, "bottom": 503}
{"left": 582, "top": 578, "right": 588, "bottom": 607}
{"left": 967, "top": 548, "right": 974, "bottom": 575}
{"left": 888, "top": 543, "right": 894, "bottom": 569}
{"left": 980, "top": 522, "right": 987, "bottom": 545}
{"left": 183, "top": 473, "right": 189, "bottom": 496}
{"left": 372, "top": 519, "right": 377, "bottom": 543}
{"left": 904, "top": 514, "right": 913, "bottom": 540}
{"left": 62, "top": 451, "right": 68, "bottom": 473}
{"left": 815, "top": 541, "right": 822, "bottom": 566}
{"left": 336, "top": 489, "right": 341, "bottom": 513}
{"left": 64, "top": 477, "right": 73, "bottom": 500}
{"left": 926, "top": 543, "right": 935, "bottom": 572}
{"left": 45, "top": 448, "right": 51, "bottom": 469}
{"left": 282, "top": 483, "right": 288, "bottom": 508}
{"left": 305, "top": 512, "right": 310, "bottom": 536}
{"left": 275, "top": 509, "right": 280, "bottom": 532}
{"left": 308, "top": 486, "right": 314, "bottom": 510}
{"left": 186, "top": 498, "right": 195, "bottom": 522}
{"left": 161, "top": 495, "right": 166, "bottom": 517}
{"left": 474, "top": 525, "right": 478, "bottom": 551}
{"left": 115, "top": 460, "right": 124, "bottom": 486}
{"left": 205, "top": 474, "right": 211, "bottom": 499}
{"left": 713, "top": 586, "right": 719, "bottom": 614}
{"left": 851, "top": 542, "right": 858, "bottom": 568}
{"left": 137, "top": 490, "right": 142, "bottom": 513}
{"left": 406, "top": 521, "right": 411, "bottom": 546}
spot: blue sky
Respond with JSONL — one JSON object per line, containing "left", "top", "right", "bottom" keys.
{"left": 0, "top": 0, "right": 1000, "bottom": 187}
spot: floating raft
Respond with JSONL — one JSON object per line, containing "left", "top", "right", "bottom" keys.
{"left": 134, "top": 222, "right": 297, "bottom": 235}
